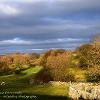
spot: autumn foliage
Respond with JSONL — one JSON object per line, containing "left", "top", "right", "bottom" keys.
{"left": 78, "top": 44, "right": 100, "bottom": 67}
{"left": 0, "top": 36, "right": 100, "bottom": 82}
{"left": 0, "top": 53, "right": 39, "bottom": 75}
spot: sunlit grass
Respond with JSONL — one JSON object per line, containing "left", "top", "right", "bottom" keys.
{"left": 23, "top": 83, "right": 69, "bottom": 96}
{"left": 0, "top": 66, "right": 43, "bottom": 85}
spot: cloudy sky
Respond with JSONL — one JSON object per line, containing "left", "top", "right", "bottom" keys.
{"left": 0, "top": 0, "right": 100, "bottom": 54}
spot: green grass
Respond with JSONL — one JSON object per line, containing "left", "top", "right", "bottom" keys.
{"left": 0, "top": 66, "right": 43, "bottom": 81}
{"left": 0, "top": 83, "right": 69, "bottom": 99}
{"left": 20, "top": 66, "right": 44, "bottom": 78}
{"left": 0, "top": 83, "right": 69, "bottom": 95}
{"left": 0, "top": 66, "right": 69, "bottom": 99}
{"left": 23, "top": 83, "right": 69, "bottom": 96}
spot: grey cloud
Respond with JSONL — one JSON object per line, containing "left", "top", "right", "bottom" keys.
{"left": 0, "top": 0, "right": 100, "bottom": 18}
{"left": 0, "top": 37, "right": 90, "bottom": 46}
{"left": 0, "top": 20, "right": 99, "bottom": 40}
{"left": 0, "top": 0, "right": 100, "bottom": 54}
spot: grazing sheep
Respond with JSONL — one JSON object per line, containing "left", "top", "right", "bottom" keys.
{"left": 0, "top": 81, "right": 5, "bottom": 85}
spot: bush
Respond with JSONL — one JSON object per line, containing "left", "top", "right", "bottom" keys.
{"left": 46, "top": 51, "right": 72, "bottom": 81}
{"left": 65, "top": 73, "right": 75, "bottom": 82}
{"left": 35, "top": 68, "right": 53, "bottom": 83}
{"left": 86, "top": 65, "right": 100, "bottom": 82}
{"left": 78, "top": 44, "right": 100, "bottom": 67}
{"left": 15, "top": 67, "right": 21, "bottom": 74}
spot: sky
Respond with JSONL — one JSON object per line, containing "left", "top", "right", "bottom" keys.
{"left": 0, "top": 0, "right": 100, "bottom": 54}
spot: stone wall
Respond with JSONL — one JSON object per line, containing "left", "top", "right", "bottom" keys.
{"left": 49, "top": 81, "right": 67, "bottom": 86}
{"left": 69, "top": 82, "right": 100, "bottom": 100}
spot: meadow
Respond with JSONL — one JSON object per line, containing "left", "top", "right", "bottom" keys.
{"left": 0, "top": 37, "right": 100, "bottom": 100}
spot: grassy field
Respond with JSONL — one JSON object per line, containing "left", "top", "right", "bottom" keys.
{"left": 0, "top": 66, "right": 69, "bottom": 100}
{"left": 23, "top": 83, "right": 69, "bottom": 96}
{"left": 0, "top": 66, "right": 43, "bottom": 82}
{"left": 0, "top": 83, "right": 69, "bottom": 100}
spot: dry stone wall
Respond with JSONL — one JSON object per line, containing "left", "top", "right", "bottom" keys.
{"left": 69, "top": 82, "right": 100, "bottom": 100}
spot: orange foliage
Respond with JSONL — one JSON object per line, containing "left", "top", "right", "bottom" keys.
{"left": 46, "top": 51, "right": 72, "bottom": 81}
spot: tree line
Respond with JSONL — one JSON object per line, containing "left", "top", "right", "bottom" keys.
{"left": 0, "top": 36, "right": 100, "bottom": 82}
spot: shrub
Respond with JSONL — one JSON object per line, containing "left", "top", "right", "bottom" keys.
{"left": 35, "top": 68, "right": 53, "bottom": 83}
{"left": 46, "top": 51, "right": 72, "bottom": 81}
{"left": 86, "top": 65, "right": 100, "bottom": 82}
{"left": 15, "top": 67, "right": 21, "bottom": 74}
{"left": 78, "top": 44, "right": 100, "bottom": 67}
{"left": 65, "top": 73, "right": 75, "bottom": 82}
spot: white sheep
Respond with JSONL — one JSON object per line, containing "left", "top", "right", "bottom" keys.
{"left": 0, "top": 81, "right": 5, "bottom": 85}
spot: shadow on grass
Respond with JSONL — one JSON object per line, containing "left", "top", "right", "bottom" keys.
{"left": 0, "top": 93, "right": 72, "bottom": 100}
{"left": 35, "top": 95, "right": 71, "bottom": 100}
